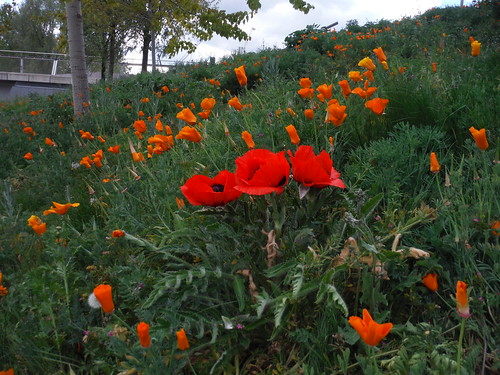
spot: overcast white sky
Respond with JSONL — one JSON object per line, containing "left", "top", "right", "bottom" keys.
{"left": 164, "top": 0, "right": 471, "bottom": 63}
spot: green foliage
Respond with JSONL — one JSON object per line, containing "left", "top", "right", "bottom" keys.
{"left": 0, "top": 4, "right": 499, "bottom": 374}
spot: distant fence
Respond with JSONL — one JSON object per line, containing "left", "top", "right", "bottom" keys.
{"left": 0, "top": 49, "right": 185, "bottom": 77}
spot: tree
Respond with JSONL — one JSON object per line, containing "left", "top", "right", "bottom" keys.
{"left": 65, "top": 0, "right": 90, "bottom": 116}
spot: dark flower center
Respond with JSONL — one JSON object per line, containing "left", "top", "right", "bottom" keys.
{"left": 211, "top": 184, "right": 225, "bottom": 192}
{"left": 274, "top": 176, "right": 287, "bottom": 187}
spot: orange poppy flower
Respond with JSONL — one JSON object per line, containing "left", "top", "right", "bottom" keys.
{"left": 304, "top": 109, "right": 314, "bottom": 119}
{"left": 23, "top": 152, "right": 33, "bottom": 160}
{"left": 138, "top": 110, "right": 145, "bottom": 117}
{"left": 429, "top": 152, "right": 440, "bottom": 173}
{"left": 358, "top": 57, "right": 376, "bottom": 71}
{"left": 285, "top": 125, "right": 300, "bottom": 145}
{"left": 198, "top": 110, "right": 211, "bottom": 119}
{"left": 133, "top": 120, "right": 147, "bottom": 134}
{"left": 348, "top": 71, "right": 363, "bottom": 82}
{"left": 23, "top": 126, "right": 33, "bottom": 134}
{"left": 148, "top": 134, "right": 174, "bottom": 152}
{"left": 43, "top": 202, "right": 80, "bottom": 215}
{"left": 98, "top": 136, "right": 106, "bottom": 143}
{"left": 132, "top": 152, "right": 145, "bottom": 162}
{"left": 79, "top": 130, "right": 95, "bottom": 140}
{"left": 111, "top": 230, "right": 125, "bottom": 238}
{"left": 422, "top": 273, "right": 438, "bottom": 291}
{"left": 348, "top": 309, "right": 393, "bottom": 346}
{"left": 234, "top": 65, "right": 248, "bottom": 86}
{"left": 468, "top": 126, "right": 488, "bottom": 150}
{"left": 140, "top": 97, "right": 149, "bottom": 103}
{"left": 201, "top": 98, "right": 216, "bottom": 111}
{"left": 381, "top": 61, "right": 389, "bottom": 71}
{"left": 27, "top": 215, "right": 47, "bottom": 236}
{"left": 338, "top": 80, "right": 352, "bottom": 98}
{"left": 108, "top": 145, "right": 121, "bottom": 154}
{"left": 45, "top": 137, "right": 55, "bottom": 146}
{"left": 316, "top": 84, "right": 333, "bottom": 100}
{"left": 431, "top": 62, "right": 437, "bottom": 72}
{"left": 287, "top": 107, "right": 297, "bottom": 116}
{"left": 372, "top": 47, "right": 387, "bottom": 62}
{"left": 137, "top": 322, "right": 151, "bottom": 348}
{"left": 471, "top": 40, "right": 481, "bottom": 56}
{"left": 176, "top": 197, "right": 185, "bottom": 210}
{"left": 93, "top": 284, "right": 115, "bottom": 313}
{"left": 365, "top": 97, "right": 389, "bottom": 115}
{"left": 363, "top": 70, "right": 374, "bottom": 82}
{"left": 175, "top": 126, "right": 202, "bottom": 143}
{"left": 299, "top": 77, "right": 312, "bottom": 88}
{"left": 241, "top": 131, "right": 255, "bottom": 149}
{"left": 161, "top": 85, "right": 169, "bottom": 93}
{"left": 80, "top": 156, "right": 93, "bottom": 168}
{"left": 490, "top": 220, "right": 500, "bottom": 236}
{"left": 352, "top": 87, "right": 378, "bottom": 100}
{"left": 0, "top": 273, "right": 8, "bottom": 296}
{"left": 176, "top": 328, "right": 190, "bottom": 350}
{"left": 297, "top": 87, "right": 315, "bottom": 99}
{"left": 326, "top": 101, "right": 347, "bottom": 126}
{"left": 155, "top": 119, "right": 164, "bottom": 132}
{"left": 228, "top": 97, "right": 244, "bottom": 111}
{"left": 176, "top": 108, "right": 197, "bottom": 125}
{"left": 456, "top": 281, "right": 470, "bottom": 318}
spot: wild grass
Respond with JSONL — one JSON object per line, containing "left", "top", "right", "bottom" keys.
{"left": 0, "top": 2, "right": 498, "bottom": 374}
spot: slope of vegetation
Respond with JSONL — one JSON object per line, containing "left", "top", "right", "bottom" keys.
{"left": 0, "top": 2, "right": 498, "bottom": 374}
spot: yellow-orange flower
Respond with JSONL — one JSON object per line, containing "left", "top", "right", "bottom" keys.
{"left": 234, "top": 65, "right": 248, "bottom": 86}
{"left": 176, "top": 108, "right": 197, "bottom": 125}
{"left": 358, "top": 57, "right": 376, "bottom": 71}
{"left": 241, "top": 131, "right": 255, "bottom": 149}
{"left": 456, "top": 281, "right": 470, "bottom": 318}
{"left": 348, "top": 71, "right": 363, "bottom": 82}
{"left": 176, "top": 328, "right": 190, "bottom": 350}
{"left": 381, "top": 61, "right": 389, "bottom": 71}
{"left": 43, "top": 202, "right": 80, "bottom": 215}
{"left": 422, "top": 273, "right": 438, "bottom": 292}
{"left": 175, "top": 126, "right": 202, "bottom": 143}
{"left": 79, "top": 130, "right": 94, "bottom": 140}
{"left": 468, "top": 126, "right": 488, "bottom": 150}
{"left": 198, "top": 110, "right": 211, "bottom": 119}
{"left": 471, "top": 40, "right": 481, "bottom": 56}
{"left": 352, "top": 87, "right": 378, "bottom": 100}
{"left": 430, "top": 152, "right": 440, "bottom": 173}
{"left": 148, "top": 134, "right": 174, "bottom": 152}
{"left": 23, "top": 152, "right": 33, "bottom": 160}
{"left": 287, "top": 107, "right": 297, "bottom": 116}
{"left": 285, "top": 125, "right": 300, "bottom": 145}
{"left": 348, "top": 309, "right": 393, "bottom": 346}
{"left": 27, "top": 215, "right": 47, "bottom": 236}
{"left": 93, "top": 284, "right": 115, "bottom": 313}
{"left": 137, "top": 322, "right": 151, "bottom": 348}
{"left": 365, "top": 97, "right": 389, "bottom": 115}
{"left": 45, "top": 137, "right": 55, "bottom": 146}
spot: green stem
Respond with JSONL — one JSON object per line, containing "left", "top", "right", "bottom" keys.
{"left": 456, "top": 317, "right": 466, "bottom": 375}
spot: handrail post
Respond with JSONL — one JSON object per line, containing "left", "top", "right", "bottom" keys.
{"left": 51, "top": 58, "right": 58, "bottom": 75}
{"left": 20, "top": 56, "right": 24, "bottom": 73}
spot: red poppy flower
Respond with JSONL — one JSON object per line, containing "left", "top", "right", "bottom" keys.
{"left": 181, "top": 170, "right": 242, "bottom": 206}
{"left": 288, "top": 145, "right": 345, "bottom": 189}
{"left": 234, "top": 149, "right": 290, "bottom": 195}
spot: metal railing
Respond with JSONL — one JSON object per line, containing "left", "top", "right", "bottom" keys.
{"left": 0, "top": 49, "right": 185, "bottom": 77}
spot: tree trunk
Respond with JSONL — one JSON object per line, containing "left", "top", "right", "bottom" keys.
{"left": 151, "top": 29, "right": 156, "bottom": 72}
{"left": 65, "top": 0, "right": 90, "bottom": 117}
{"left": 100, "top": 32, "right": 107, "bottom": 81}
{"left": 109, "top": 26, "right": 116, "bottom": 80}
{"left": 141, "top": 25, "right": 151, "bottom": 73}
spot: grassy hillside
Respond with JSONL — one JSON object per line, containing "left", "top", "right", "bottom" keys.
{"left": 0, "top": 2, "right": 498, "bottom": 374}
